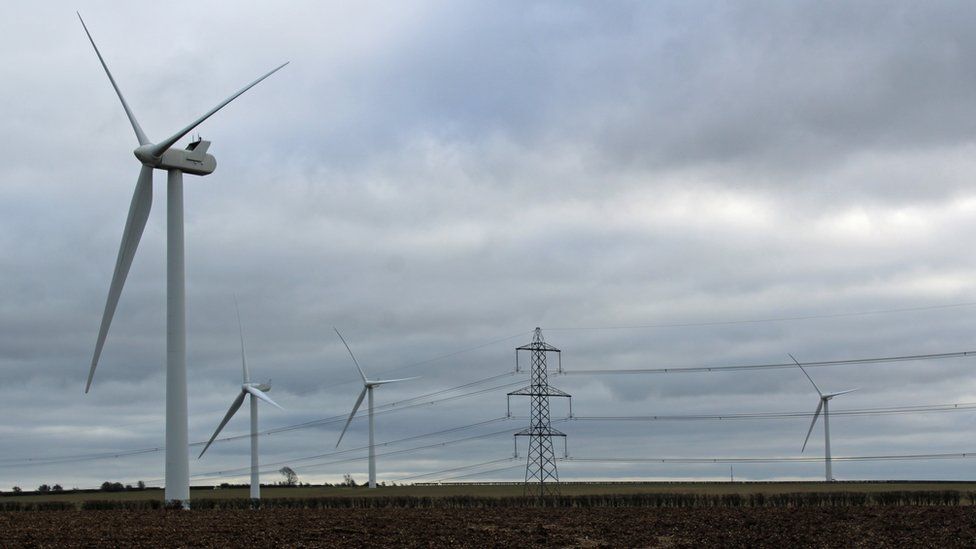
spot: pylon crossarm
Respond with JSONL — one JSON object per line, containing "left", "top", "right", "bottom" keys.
{"left": 517, "top": 343, "right": 561, "bottom": 352}
{"left": 515, "top": 428, "right": 566, "bottom": 437}
{"left": 508, "top": 386, "right": 571, "bottom": 397}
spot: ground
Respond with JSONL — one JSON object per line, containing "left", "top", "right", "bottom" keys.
{"left": 2, "top": 506, "right": 976, "bottom": 547}
{"left": 4, "top": 482, "right": 976, "bottom": 547}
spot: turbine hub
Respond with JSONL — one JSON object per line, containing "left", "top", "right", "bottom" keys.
{"left": 133, "top": 144, "right": 160, "bottom": 166}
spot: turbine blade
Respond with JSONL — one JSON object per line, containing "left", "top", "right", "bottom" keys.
{"left": 148, "top": 62, "right": 288, "bottom": 157}
{"left": 801, "top": 400, "right": 824, "bottom": 453}
{"left": 825, "top": 388, "right": 859, "bottom": 398}
{"left": 371, "top": 376, "right": 420, "bottom": 385}
{"left": 789, "top": 353, "right": 823, "bottom": 396}
{"left": 335, "top": 387, "right": 367, "bottom": 448}
{"left": 77, "top": 13, "right": 150, "bottom": 146}
{"left": 87, "top": 165, "right": 153, "bottom": 393}
{"left": 234, "top": 294, "right": 249, "bottom": 384}
{"left": 245, "top": 385, "right": 283, "bottom": 410}
{"left": 198, "top": 390, "right": 247, "bottom": 458}
{"left": 334, "top": 328, "right": 368, "bottom": 384}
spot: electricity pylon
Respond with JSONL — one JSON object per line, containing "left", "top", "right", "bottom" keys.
{"left": 507, "top": 327, "right": 571, "bottom": 497}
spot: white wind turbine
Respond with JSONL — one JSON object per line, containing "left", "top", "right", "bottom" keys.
{"left": 79, "top": 14, "right": 287, "bottom": 506}
{"left": 198, "top": 299, "right": 283, "bottom": 500}
{"left": 790, "top": 353, "right": 858, "bottom": 482}
{"left": 334, "top": 328, "right": 418, "bottom": 488}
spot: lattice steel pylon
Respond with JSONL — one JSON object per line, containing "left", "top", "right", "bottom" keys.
{"left": 507, "top": 327, "right": 571, "bottom": 497}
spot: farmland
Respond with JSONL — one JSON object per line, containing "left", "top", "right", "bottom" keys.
{"left": 3, "top": 506, "right": 976, "bottom": 547}
{"left": 3, "top": 482, "right": 976, "bottom": 546}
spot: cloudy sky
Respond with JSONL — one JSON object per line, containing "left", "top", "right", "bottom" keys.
{"left": 4, "top": 1, "right": 976, "bottom": 490}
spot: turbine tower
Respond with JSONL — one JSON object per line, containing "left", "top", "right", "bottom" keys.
{"left": 508, "top": 327, "right": 571, "bottom": 497}
{"left": 79, "top": 14, "right": 287, "bottom": 506}
{"left": 198, "top": 298, "right": 283, "bottom": 500}
{"left": 790, "top": 353, "right": 858, "bottom": 482}
{"left": 334, "top": 328, "right": 417, "bottom": 488}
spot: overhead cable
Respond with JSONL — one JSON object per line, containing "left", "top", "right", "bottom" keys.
{"left": 548, "top": 301, "right": 976, "bottom": 332}
{"left": 562, "top": 452, "right": 976, "bottom": 464}
{"left": 563, "top": 350, "right": 976, "bottom": 375}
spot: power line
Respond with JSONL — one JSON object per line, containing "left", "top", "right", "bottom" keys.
{"left": 145, "top": 329, "right": 525, "bottom": 443}
{"left": 261, "top": 373, "right": 521, "bottom": 435}
{"left": 9, "top": 384, "right": 975, "bottom": 469}
{"left": 560, "top": 401, "right": 976, "bottom": 422}
{"left": 561, "top": 452, "right": 976, "bottom": 464}
{"left": 394, "top": 457, "right": 517, "bottom": 482}
{"left": 0, "top": 373, "right": 524, "bottom": 466}
{"left": 370, "top": 372, "right": 519, "bottom": 409}
{"left": 562, "top": 350, "right": 976, "bottom": 375}
{"left": 0, "top": 446, "right": 164, "bottom": 467}
{"left": 187, "top": 417, "right": 512, "bottom": 480}
{"left": 129, "top": 410, "right": 970, "bottom": 483}
{"left": 173, "top": 424, "right": 525, "bottom": 484}
{"left": 387, "top": 449, "right": 976, "bottom": 483}
{"left": 547, "top": 301, "right": 976, "bottom": 332}
{"left": 245, "top": 378, "right": 525, "bottom": 440}
{"left": 8, "top": 349, "right": 975, "bottom": 468}
{"left": 436, "top": 463, "right": 525, "bottom": 482}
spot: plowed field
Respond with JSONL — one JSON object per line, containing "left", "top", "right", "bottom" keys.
{"left": 3, "top": 506, "right": 976, "bottom": 547}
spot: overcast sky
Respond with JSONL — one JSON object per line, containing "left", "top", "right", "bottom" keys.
{"left": 4, "top": 1, "right": 976, "bottom": 490}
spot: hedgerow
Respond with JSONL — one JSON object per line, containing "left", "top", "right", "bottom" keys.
{"left": 0, "top": 490, "right": 967, "bottom": 511}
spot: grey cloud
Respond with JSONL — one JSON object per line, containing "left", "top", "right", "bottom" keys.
{"left": 3, "top": 1, "right": 976, "bottom": 489}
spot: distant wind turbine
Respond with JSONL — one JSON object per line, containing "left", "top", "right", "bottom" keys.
{"left": 334, "top": 328, "right": 418, "bottom": 488}
{"left": 790, "top": 353, "right": 858, "bottom": 482}
{"left": 198, "top": 299, "right": 283, "bottom": 500}
{"left": 78, "top": 13, "right": 286, "bottom": 506}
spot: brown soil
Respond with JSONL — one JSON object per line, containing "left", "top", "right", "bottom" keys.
{"left": 2, "top": 506, "right": 975, "bottom": 547}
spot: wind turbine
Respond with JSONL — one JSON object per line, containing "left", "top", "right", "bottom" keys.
{"left": 790, "top": 353, "right": 858, "bottom": 482}
{"left": 78, "top": 14, "right": 287, "bottom": 506}
{"left": 334, "top": 328, "right": 418, "bottom": 488}
{"left": 198, "top": 299, "right": 283, "bottom": 500}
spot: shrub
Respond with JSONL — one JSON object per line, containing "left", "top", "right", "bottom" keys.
{"left": 100, "top": 481, "right": 126, "bottom": 492}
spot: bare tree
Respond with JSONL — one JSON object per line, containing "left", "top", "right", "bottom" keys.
{"left": 279, "top": 466, "right": 298, "bottom": 487}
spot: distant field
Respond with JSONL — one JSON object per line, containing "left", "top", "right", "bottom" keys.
{"left": 5, "top": 480, "right": 976, "bottom": 502}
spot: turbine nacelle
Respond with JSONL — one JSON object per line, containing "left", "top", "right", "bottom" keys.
{"left": 134, "top": 139, "right": 216, "bottom": 176}
{"left": 245, "top": 379, "right": 272, "bottom": 393}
